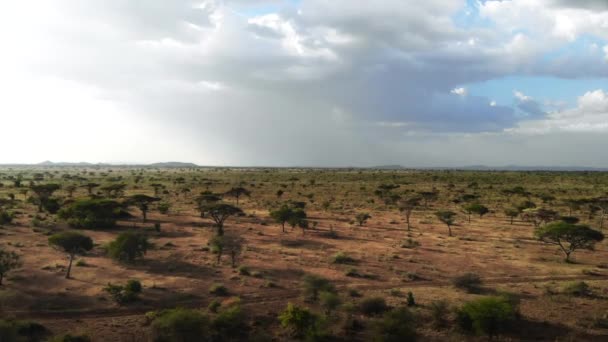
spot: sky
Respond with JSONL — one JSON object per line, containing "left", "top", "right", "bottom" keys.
{"left": 0, "top": 0, "right": 607, "bottom": 167}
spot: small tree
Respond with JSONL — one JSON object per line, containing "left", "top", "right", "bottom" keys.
{"left": 319, "top": 291, "right": 341, "bottom": 316}
{"left": 224, "top": 187, "right": 251, "bottom": 207}
{"left": 201, "top": 203, "right": 243, "bottom": 236}
{"left": 225, "top": 235, "right": 244, "bottom": 268}
{"left": 107, "top": 231, "right": 149, "bottom": 263}
{"left": 457, "top": 296, "right": 516, "bottom": 339}
{"left": 535, "top": 222, "right": 604, "bottom": 261}
{"left": 399, "top": 196, "right": 421, "bottom": 231}
{"left": 127, "top": 194, "right": 160, "bottom": 222}
{"left": 435, "top": 210, "right": 456, "bottom": 236}
{"left": 58, "top": 199, "right": 121, "bottom": 229}
{"left": 355, "top": 213, "right": 371, "bottom": 226}
{"left": 48, "top": 231, "right": 94, "bottom": 278}
{"left": 82, "top": 182, "right": 100, "bottom": 195}
{"left": 463, "top": 203, "right": 489, "bottom": 223}
{"left": 30, "top": 184, "right": 61, "bottom": 212}
{"left": 270, "top": 205, "right": 293, "bottom": 233}
{"left": 288, "top": 209, "right": 308, "bottom": 235}
{"left": 373, "top": 307, "right": 416, "bottom": 342}
{"left": 195, "top": 192, "right": 222, "bottom": 218}
{"left": 279, "top": 303, "right": 321, "bottom": 339}
{"left": 0, "top": 249, "right": 20, "bottom": 285}
{"left": 302, "top": 274, "right": 335, "bottom": 302}
{"left": 504, "top": 208, "right": 519, "bottom": 225}
{"left": 151, "top": 308, "right": 210, "bottom": 342}
{"left": 210, "top": 235, "right": 225, "bottom": 265}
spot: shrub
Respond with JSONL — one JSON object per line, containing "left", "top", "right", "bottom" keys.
{"left": 372, "top": 307, "right": 416, "bottom": 342}
{"left": 208, "top": 299, "right": 221, "bottom": 313}
{"left": 406, "top": 292, "right": 415, "bottom": 307}
{"left": 360, "top": 297, "right": 389, "bottom": 316}
{"left": 158, "top": 202, "right": 171, "bottom": 215}
{"left": 457, "top": 296, "right": 516, "bottom": 338}
{"left": 332, "top": 252, "right": 355, "bottom": 264}
{"left": 107, "top": 231, "right": 149, "bottom": 263}
{"left": 563, "top": 281, "right": 592, "bottom": 297}
{"left": 452, "top": 273, "right": 482, "bottom": 293}
{"left": 0, "top": 211, "right": 14, "bottom": 225}
{"left": 302, "top": 275, "right": 335, "bottom": 302}
{"left": 104, "top": 280, "right": 142, "bottom": 304}
{"left": 209, "top": 284, "right": 228, "bottom": 296}
{"left": 278, "top": 303, "right": 322, "bottom": 339}
{"left": 237, "top": 266, "right": 250, "bottom": 276}
{"left": 50, "top": 334, "right": 91, "bottom": 342}
{"left": 429, "top": 300, "right": 450, "bottom": 329}
{"left": 151, "top": 308, "right": 210, "bottom": 342}
{"left": 211, "top": 304, "right": 248, "bottom": 340}
{"left": 58, "top": 199, "right": 121, "bottom": 229}
{"left": 319, "top": 291, "right": 341, "bottom": 316}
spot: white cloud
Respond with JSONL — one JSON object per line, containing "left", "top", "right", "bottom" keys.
{"left": 451, "top": 87, "right": 468, "bottom": 96}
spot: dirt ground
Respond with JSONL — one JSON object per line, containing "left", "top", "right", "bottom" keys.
{"left": 1, "top": 168, "right": 608, "bottom": 341}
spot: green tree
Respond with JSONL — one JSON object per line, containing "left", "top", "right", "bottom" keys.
{"left": 48, "top": 232, "right": 94, "bottom": 278}
{"left": 30, "top": 183, "right": 61, "bottom": 212}
{"left": 355, "top": 213, "right": 371, "bottom": 226}
{"left": 270, "top": 205, "right": 293, "bottom": 233}
{"left": 457, "top": 296, "right": 516, "bottom": 339}
{"left": 463, "top": 203, "right": 489, "bottom": 223}
{"left": 504, "top": 208, "right": 519, "bottom": 225}
{"left": 58, "top": 199, "right": 121, "bottom": 229}
{"left": 535, "top": 222, "right": 604, "bottom": 261}
{"left": 151, "top": 308, "right": 210, "bottom": 342}
{"left": 224, "top": 187, "right": 251, "bottom": 206}
{"left": 288, "top": 209, "right": 308, "bottom": 235}
{"left": 435, "top": 210, "right": 457, "bottom": 236}
{"left": 0, "top": 249, "right": 20, "bottom": 285}
{"left": 399, "top": 196, "right": 421, "bottom": 231}
{"left": 201, "top": 203, "right": 243, "bottom": 236}
{"left": 195, "top": 192, "right": 222, "bottom": 218}
{"left": 107, "top": 231, "right": 149, "bottom": 263}
{"left": 278, "top": 303, "right": 321, "bottom": 339}
{"left": 372, "top": 307, "right": 416, "bottom": 342}
{"left": 127, "top": 194, "right": 160, "bottom": 222}
{"left": 82, "top": 182, "right": 100, "bottom": 196}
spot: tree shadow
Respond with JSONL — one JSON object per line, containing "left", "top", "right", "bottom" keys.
{"left": 132, "top": 259, "right": 212, "bottom": 279}
{"left": 279, "top": 238, "right": 334, "bottom": 250}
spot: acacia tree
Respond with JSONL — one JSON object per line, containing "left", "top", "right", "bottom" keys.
{"left": 83, "top": 182, "right": 100, "bottom": 196}
{"left": 64, "top": 184, "right": 77, "bottom": 198}
{"left": 463, "top": 203, "right": 489, "bottom": 223}
{"left": 58, "top": 198, "right": 121, "bottom": 229}
{"left": 107, "top": 231, "right": 149, "bottom": 263}
{"left": 436, "top": 210, "right": 456, "bottom": 237}
{"left": 30, "top": 183, "right": 61, "bottom": 212}
{"left": 355, "top": 213, "right": 371, "bottom": 226}
{"left": 202, "top": 203, "right": 243, "bottom": 236}
{"left": 48, "top": 231, "right": 94, "bottom": 278}
{"left": 399, "top": 196, "right": 421, "bottom": 231}
{"left": 195, "top": 192, "right": 222, "bottom": 218}
{"left": 150, "top": 183, "right": 164, "bottom": 197}
{"left": 288, "top": 208, "right": 308, "bottom": 235}
{"left": 128, "top": 194, "right": 160, "bottom": 222}
{"left": 270, "top": 205, "right": 293, "bottom": 233}
{"left": 419, "top": 191, "right": 439, "bottom": 208}
{"left": 0, "top": 249, "right": 20, "bottom": 285}
{"left": 224, "top": 187, "right": 251, "bottom": 207}
{"left": 522, "top": 208, "right": 559, "bottom": 228}
{"left": 504, "top": 208, "right": 519, "bottom": 225}
{"left": 535, "top": 222, "right": 604, "bottom": 261}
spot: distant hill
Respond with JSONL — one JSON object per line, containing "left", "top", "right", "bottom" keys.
{"left": 369, "top": 165, "right": 608, "bottom": 171}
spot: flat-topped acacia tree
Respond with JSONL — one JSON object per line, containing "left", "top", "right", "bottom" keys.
{"left": 201, "top": 203, "right": 243, "bottom": 236}
{"left": 535, "top": 222, "right": 604, "bottom": 262}
{"left": 128, "top": 194, "right": 161, "bottom": 222}
{"left": 436, "top": 210, "right": 457, "bottom": 237}
{"left": 399, "top": 196, "right": 421, "bottom": 231}
{"left": 30, "top": 183, "right": 61, "bottom": 212}
{"left": 224, "top": 187, "right": 251, "bottom": 207}
{"left": 48, "top": 231, "right": 94, "bottom": 279}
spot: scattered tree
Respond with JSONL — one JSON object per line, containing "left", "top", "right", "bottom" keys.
{"left": 224, "top": 187, "right": 251, "bottom": 206}
{"left": 0, "top": 249, "right": 20, "bottom": 285}
{"left": 435, "top": 210, "right": 457, "bottom": 236}
{"left": 48, "top": 231, "right": 94, "bottom": 278}
{"left": 201, "top": 203, "right": 243, "bottom": 236}
{"left": 355, "top": 213, "right": 371, "bottom": 226}
{"left": 535, "top": 222, "right": 604, "bottom": 261}
{"left": 127, "top": 194, "right": 160, "bottom": 222}
{"left": 107, "top": 231, "right": 149, "bottom": 263}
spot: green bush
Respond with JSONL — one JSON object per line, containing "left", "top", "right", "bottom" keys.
{"left": 372, "top": 307, "right": 416, "bottom": 342}
{"left": 457, "top": 296, "right": 516, "bottom": 338}
{"left": 563, "top": 281, "right": 591, "bottom": 297}
{"left": 104, "top": 280, "right": 142, "bottom": 304}
{"left": 332, "top": 252, "right": 355, "bottom": 264}
{"left": 211, "top": 305, "right": 248, "bottom": 340}
{"left": 302, "top": 275, "right": 335, "bottom": 302}
{"left": 429, "top": 300, "right": 450, "bottom": 329}
{"left": 0, "top": 211, "right": 14, "bottom": 225}
{"left": 360, "top": 297, "right": 389, "bottom": 316}
{"left": 58, "top": 199, "right": 121, "bottom": 229}
{"left": 452, "top": 273, "right": 482, "bottom": 293}
{"left": 278, "top": 303, "right": 322, "bottom": 339}
{"left": 209, "top": 284, "right": 228, "bottom": 296}
{"left": 151, "top": 308, "right": 210, "bottom": 342}
{"left": 107, "top": 231, "right": 149, "bottom": 263}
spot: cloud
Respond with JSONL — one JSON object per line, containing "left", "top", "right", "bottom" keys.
{"left": 0, "top": 1, "right": 607, "bottom": 166}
